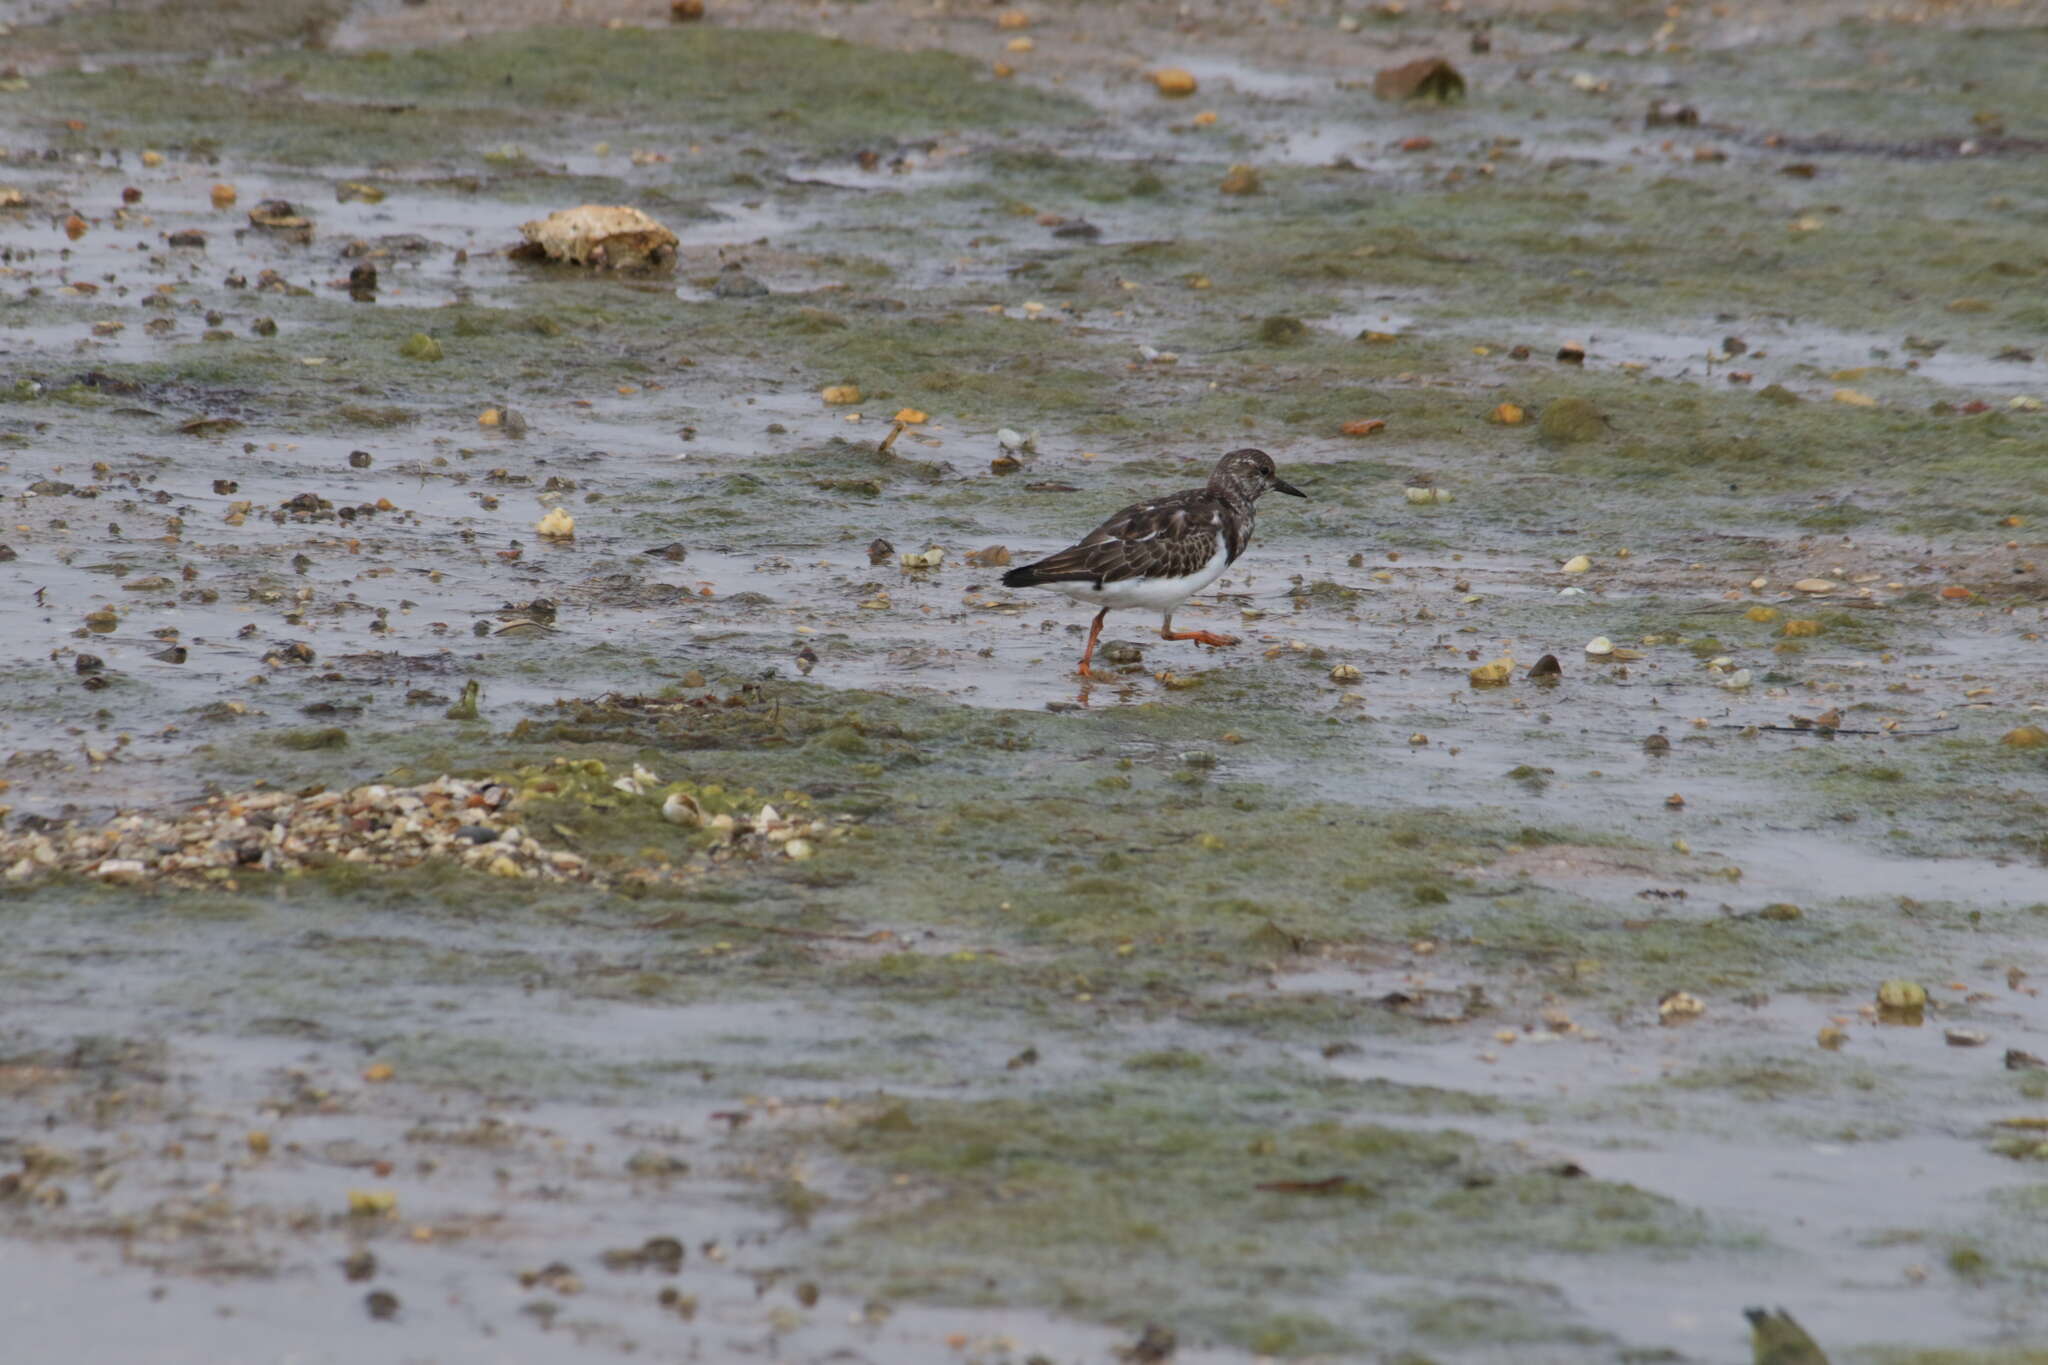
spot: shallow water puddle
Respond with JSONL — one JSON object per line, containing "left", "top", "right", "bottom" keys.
{"left": 1256, "top": 952, "right": 2048, "bottom": 1349}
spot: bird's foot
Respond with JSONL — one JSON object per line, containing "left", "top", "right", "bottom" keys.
{"left": 1165, "top": 630, "right": 1239, "bottom": 649}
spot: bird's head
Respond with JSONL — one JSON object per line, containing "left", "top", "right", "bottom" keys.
{"left": 1212, "top": 448, "right": 1307, "bottom": 501}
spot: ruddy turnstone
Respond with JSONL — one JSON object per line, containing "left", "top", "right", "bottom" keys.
{"left": 1001, "top": 448, "right": 1306, "bottom": 679}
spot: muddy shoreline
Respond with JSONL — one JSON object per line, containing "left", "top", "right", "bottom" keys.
{"left": 3, "top": 0, "right": 2046, "bottom": 1361}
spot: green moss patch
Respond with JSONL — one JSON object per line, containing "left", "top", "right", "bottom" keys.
{"left": 765, "top": 1091, "right": 1711, "bottom": 1354}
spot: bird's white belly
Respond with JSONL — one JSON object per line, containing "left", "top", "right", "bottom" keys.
{"left": 1050, "top": 537, "right": 1231, "bottom": 612}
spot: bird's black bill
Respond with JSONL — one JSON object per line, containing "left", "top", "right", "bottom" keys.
{"left": 1272, "top": 478, "right": 1307, "bottom": 498}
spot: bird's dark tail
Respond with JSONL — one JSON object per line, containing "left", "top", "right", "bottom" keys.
{"left": 1001, "top": 543, "right": 1102, "bottom": 589}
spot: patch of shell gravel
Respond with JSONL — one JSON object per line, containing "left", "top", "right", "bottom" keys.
{"left": 1, "top": 773, "right": 837, "bottom": 889}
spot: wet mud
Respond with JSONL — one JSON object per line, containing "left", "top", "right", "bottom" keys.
{"left": 3, "top": 0, "right": 2047, "bottom": 1361}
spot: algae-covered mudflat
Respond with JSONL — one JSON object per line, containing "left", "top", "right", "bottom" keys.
{"left": 2, "top": 1, "right": 2045, "bottom": 1361}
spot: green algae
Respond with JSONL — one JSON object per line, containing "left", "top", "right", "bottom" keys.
{"left": 1537, "top": 396, "right": 1607, "bottom": 445}
{"left": 274, "top": 725, "right": 348, "bottom": 749}
{"left": 978, "top": 147, "right": 1161, "bottom": 206}
{"left": 397, "top": 333, "right": 444, "bottom": 363}
{"left": 1257, "top": 315, "right": 1311, "bottom": 347}
{"left": 765, "top": 311, "right": 1114, "bottom": 426}
{"left": 44, "top": 288, "right": 1114, "bottom": 440}
{"left": 18, "top": 25, "right": 1084, "bottom": 168}
{"left": 6, "top": 0, "right": 348, "bottom": 64}
{"left": 17, "top": 67, "right": 508, "bottom": 168}
{"left": 262, "top": 27, "right": 1087, "bottom": 145}
{"left": 1666, "top": 1056, "right": 1888, "bottom": 1105}
{"left": 1788, "top": 739, "right": 2048, "bottom": 868}
{"left": 766, "top": 1090, "right": 1710, "bottom": 1354}
{"left": 129, "top": 672, "right": 1952, "bottom": 1041}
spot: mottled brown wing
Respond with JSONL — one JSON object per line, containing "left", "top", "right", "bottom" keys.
{"left": 1004, "top": 486, "right": 1234, "bottom": 588}
{"left": 1000, "top": 535, "right": 1134, "bottom": 588}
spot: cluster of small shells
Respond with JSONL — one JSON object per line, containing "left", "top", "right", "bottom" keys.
{"left": 2, "top": 767, "right": 837, "bottom": 889}
{"left": 617, "top": 763, "right": 835, "bottom": 865}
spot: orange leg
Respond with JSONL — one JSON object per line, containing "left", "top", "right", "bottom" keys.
{"left": 1161, "top": 612, "right": 1239, "bottom": 649}
{"left": 1076, "top": 608, "right": 1111, "bottom": 678}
